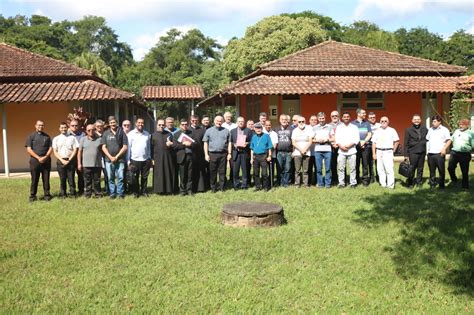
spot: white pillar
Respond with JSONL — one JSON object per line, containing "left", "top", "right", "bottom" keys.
{"left": 2, "top": 103, "right": 9, "bottom": 177}
{"left": 153, "top": 104, "right": 157, "bottom": 122}
{"left": 191, "top": 99, "right": 195, "bottom": 116}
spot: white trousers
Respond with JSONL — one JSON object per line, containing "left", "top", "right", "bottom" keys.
{"left": 337, "top": 153, "right": 357, "bottom": 186}
{"left": 376, "top": 150, "right": 395, "bottom": 188}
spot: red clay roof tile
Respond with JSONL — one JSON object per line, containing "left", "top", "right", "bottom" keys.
{"left": 220, "top": 75, "right": 463, "bottom": 95}
{"left": 0, "top": 80, "right": 134, "bottom": 103}
{"left": 258, "top": 41, "right": 466, "bottom": 75}
{"left": 142, "top": 85, "right": 205, "bottom": 100}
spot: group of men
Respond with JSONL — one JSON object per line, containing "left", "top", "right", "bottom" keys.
{"left": 25, "top": 109, "right": 472, "bottom": 201}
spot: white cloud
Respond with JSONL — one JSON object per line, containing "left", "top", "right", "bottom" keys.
{"left": 353, "top": 0, "right": 473, "bottom": 20}
{"left": 14, "top": 0, "right": 290, "bottom": 22}
{"left": 132, "top": 25, "right": 196, "bottom": 60}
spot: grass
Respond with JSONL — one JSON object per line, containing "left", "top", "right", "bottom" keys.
{"left": 1, "top": 166, "right": 473, "bottom": 313}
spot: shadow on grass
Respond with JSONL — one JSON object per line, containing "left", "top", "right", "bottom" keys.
{"left": 353, "top": 182, "right": 474, "bottom": 296}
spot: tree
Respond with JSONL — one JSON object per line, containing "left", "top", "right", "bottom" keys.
{"left": 223, "top": 15, "right": 327, "bottom": 80}
{"left": 438, "top": 30, "right": 474, "bottom": 73}
{"left": 73, "top": 52, "right": 113, "bottom": 82}
{"left": 281, "top": 11, "right": 343, "bottom": 41}
{"left": 342, "top": 21, "right": 398, "bottom": 52}
{"left": 394, "top": 27, "right": 444, "bottom": 60}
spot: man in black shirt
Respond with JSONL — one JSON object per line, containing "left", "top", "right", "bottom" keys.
{"left": 25, "top": 120, "right": 53, "bottom": 202}
{"left": 403, "top": 114, "right": 428, "bottom": 188}
{"left": 275, "top": 114, "right": 293, "bottom": 187}
{"left": 229, "top": 116, "right": 252, "bottom": 190}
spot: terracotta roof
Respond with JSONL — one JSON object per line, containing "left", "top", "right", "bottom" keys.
{"left": 219, "top": 75, "right": 462, "bottom": 95}
{"left": 258, "top": 41, "right": 466, "bottom": 75}
{"left": 142, "top": 85, "right": 205, "bottom": 100}
{"left": 457, "top": 75, "right": 474, "bottom": 92}
{"left": 0, "top": 43, "right": 94, "bottom": 80}
{"left": 0, "top": 80, "right": 135, "bottom": 103}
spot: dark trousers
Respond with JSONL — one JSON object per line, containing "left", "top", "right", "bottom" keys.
{"left": 178, "top": 154, "right": 193, "bottom": 194}
{"left": 308, "top": 155, "right": 316, "bottom": 186}
{"left": 29, "top": 158, "right": 51, "bottom": 197}
{"left": 448, "top": 151, "right": 471, "bottom": 189}
{"left": 57, "top": 159, "right": 76, "bottom": 196}
{"left": 428, "top": 153, "right": 445, "bottom": 188}
{"left": 367, "top": 145, "right": 377, "bottom": 182}
{"left": 253, "top": 154, "right": 269, "bottom": 190}
{"left": 72, "top": 157, "right": 84, "bottom": 194}
{"left": 407, "top": 152, "right": 426, "bottom": 186}
{"left": 356, "top": 144, "right": 371, "bottom": 185}
{"left": 83, "top": 167, "right": 101, "bottom": 197}
{"left": 209, "top": 152, "right": 227, "bottom": 191}
{"left": 233, "top": 151, "right": 249, "bottom": 189}
{"left": 130, "top": 159, "right": 151, "bottom": 196}
{"left": 331, "top": 147, "right": 338, "bottom": 185}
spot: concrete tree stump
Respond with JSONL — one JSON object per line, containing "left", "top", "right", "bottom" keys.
{"left": 221, "top": 202, "right": 285, "bottom": 227}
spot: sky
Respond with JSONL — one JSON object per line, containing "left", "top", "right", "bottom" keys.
{"left": 1, "top": 0, "right": 473, "bottom": 60}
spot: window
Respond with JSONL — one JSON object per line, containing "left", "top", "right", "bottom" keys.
{"left": 339, "top": 92, "right": 360, "bottom": 110}
{"left": 366, "top": 92, "right": 384, "bottom": 109}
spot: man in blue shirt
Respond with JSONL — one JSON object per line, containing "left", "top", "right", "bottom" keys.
{"left": 351, "top": 108, "right": 372, "bottom": 186}
{"left": 250, "top": 123, "right": 273, "bottom": 191}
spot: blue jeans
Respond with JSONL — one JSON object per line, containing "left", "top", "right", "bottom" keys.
{"left": 315, "top": 151, "right": 332, "bottom": 187}
{"left": 276, "top": 151, "right": 292, "bottom": 187}
{"left": 105, "top": 161, "right": 125, "bottom": 197}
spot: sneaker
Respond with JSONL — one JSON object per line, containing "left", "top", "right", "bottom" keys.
{"left": 350, "top": 185, "right": 357, "bottom": 189}
{"left": 29, "top": 196, "right": 37, "bottom": 202}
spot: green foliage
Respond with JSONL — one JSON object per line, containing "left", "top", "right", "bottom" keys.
{"left": 395, "top": 27, "right": 444, "bottom": 60}
{"left": 281, "top": 10, "right": 343, "bottom": 41}
{"left": 0, "top": 14, "right": 133, "bottom": 83}
{"left": 446, "top": 92, "right": 472, "bottom": 131}
{"left": 342, "top": 21, "right": 398, "bottom": 52}
{"left": 223, "top": 15, "right": 327, "bottom": 80}
{"left": 73, "top": 52, "right": 113, "bottom": 82}
{"left": 1, "top": 168, "right": 473, "bottom": 312}
{"left": 438, "top": 30, "right": 474, "bottom": 73}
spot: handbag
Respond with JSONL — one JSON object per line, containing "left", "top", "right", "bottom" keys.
{"left": 398, "top": 160, "right": 413, "bottom": 178}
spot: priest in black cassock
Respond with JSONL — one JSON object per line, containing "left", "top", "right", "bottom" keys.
{"left": 190, "top": 115, "right": 209, "bottom": 193}
{"left": 151, "top": 119, "right": 177, "bottom": 194}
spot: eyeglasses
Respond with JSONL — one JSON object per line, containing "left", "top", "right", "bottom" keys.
{"left": 122, "top": 124, "right": 130, "bottom": 127}
{"left": 157, "top": 124, "right": 165, "bottom": 126}
{"left": 86, "top": 129, "right": 95, "bottom": 132}
{"left": 298, "top": 121, "right": 305, "bottom": 123}
{"left": 381, "top": 120, "right": 388, "bottom": 123}
{"left": 181, "top": 123, "right": 188, "bottom": 126}
{"left": 70, "top": 125, "right": 78, "bottom": 127}
{"left": 331, "top": 115, "right": 338, "bottom": 118}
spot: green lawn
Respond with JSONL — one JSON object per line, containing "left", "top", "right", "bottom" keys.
{"left": 1, "top": 168, "right": 473, "bottom": 313}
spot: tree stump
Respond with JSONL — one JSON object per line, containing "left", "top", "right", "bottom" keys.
{"left": 221, "top": 202, "right": 285, "bottom": 227}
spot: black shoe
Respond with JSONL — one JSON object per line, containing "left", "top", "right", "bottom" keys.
{"left": 118, "top": 195, "right": 125, "bottom": 199}
{"left": 180, "top": 192, "right": 187, "bottom": 196}
{"left": 110, "top": 195, "right": 116, "bottom": 199}
{"left": 350, "top": 185, "right": 357, "bottom": 189}
{"left": 338, "top": 185, "right": 345, "bottom": 189}
{"left": 254, "top": 187, "right": 261, "bottom": 192}
{"left": 29, "top": 196, "right": 37, "bottom": 202}
{"left": 142, "top": 192, "right": 150, "bottom": 198}
{"left": 363, "top": 182, "right": 369, "bottom": 187}
{"left": 59, "top": 194, "right": 67, "bottom": 199}
{"left": 133, "top": 194, "right": 139, "bottom": 198}
{"left": 44, "top": 195, "right": 52, "bottom": 201}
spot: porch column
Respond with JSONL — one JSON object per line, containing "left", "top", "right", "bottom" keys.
{"left": 235, "top": 95, "right": 240, "bottom": 117}
{"left": 1, "top": 103, "right": 9, "bottom": 177}
{"left": 191, "top": 99, "right": 195, "bottom": 116}
{"left": 153, "top": 103, "right": 157, "bottom": 122}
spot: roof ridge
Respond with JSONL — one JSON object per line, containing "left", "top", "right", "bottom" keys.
{"left": 0, "top": 42, "right": 95, "bottom": 77}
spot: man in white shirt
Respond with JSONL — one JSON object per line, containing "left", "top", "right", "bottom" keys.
{"left": 335, "top": 112, "right": 360, "bottom": 188}
{"left": 426, "top": 115, "right": 451, "bottom": 189}
{"left": 223, "top": 111, "right": 237, "bottom": 131}
{"left": 371, "top": 116, "right": 399, "bottom": 189}
{"left": 53, "top": 122, "right": 79, "bottom": 197}
{"left": 127, "top": 117, "right": 151, "bottom": 197}
{"left": 292, "top": 116, "right": 313, "bottom": 187}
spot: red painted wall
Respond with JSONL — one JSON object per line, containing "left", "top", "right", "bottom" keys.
{"left": 300, "top": 94, "right": 338, "bottom": 118}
